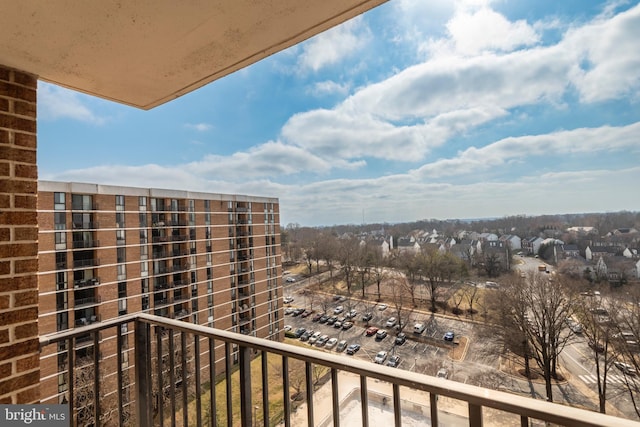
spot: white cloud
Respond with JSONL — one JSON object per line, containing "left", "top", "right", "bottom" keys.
{"left": 566, "top": 4, "right": 640, "bottom": 102}
{"left": 443, "top": 8, "right": 540, "bottom": 56}
{"left": 185, "top": 123, "right": 213, "bottom": 132}
{"left": 297, "top": 17, "right": 371, "bottom": 72}
{"left": 38, "top": 83, "right": 106, "bottom": 124}
{"left": 412, "top": 122, "right": 640, "bottom": 178}
{"left": 307, "top": 80, "right": 351, "bottom": 97}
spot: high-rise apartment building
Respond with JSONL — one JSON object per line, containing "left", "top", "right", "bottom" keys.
{"left": 37, "top": 181, "right": 282, "bottom": 406}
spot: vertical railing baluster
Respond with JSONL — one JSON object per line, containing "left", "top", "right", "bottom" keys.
{"left": 239, "top": 345, "right": 252, "bottom": 427}
{"left": 282, "top": 356, "right": 291, "bottom": 427}
{"left": 93, "top": 331, "right": 100, "bottom": 425}
{"left": 430, "top": 393, "right": 438, "bottom": 427}
{"left": 225, "top": 342, "right": 233, "bottom": 427}
{"left": 157, "top": 327, "right": 164, "bottom": 427}
{"left": 392, "top": 383, "right": 401, "bottom": 427}
{"left": 305, "top": 361, "right": 314, "bottom": 427}
{"left": 181, "top": 332, "right": 189, "bottom": 427}
{"left": 117, "top": 324, "right": 123, "bottom": 427}
{"left": 261, "top": 350, "right": 269, "bottom": 426}
{"left": 135, "top": 320, "right": 152, "bottom": 427}
{"left": 360, "top": 376, "right": 369, "bottom": 427}
{"left": 68, "top": 338, "right": 75, "bottom": 427}
{"left": 169, "top": 330, "right": 176, "bottom": 427}
{"left": 195, "top": 335, "right": 202, "bottom": 427}
{"left": 521, "top": 415, "right": 528, "bottom": 427}
{"left": 209, "top": 338, "right": 216, "bottom": 427}
{"left": 469, "top": 403, "right": 483, "bottom": 427}
{"left": 331, "top": 368, "right": 339, "bottom": 427}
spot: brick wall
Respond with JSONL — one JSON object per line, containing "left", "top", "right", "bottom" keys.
{"left": 0, "top": 65, "right": 40, "bottom": 403}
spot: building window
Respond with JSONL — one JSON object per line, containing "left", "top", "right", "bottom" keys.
{"left": 141, "top": 260, "right": 148, "bottom": 276}
{"left": 139, "top": 212, "right": 147, "bottom": 227}
{"left": 56, "top": 312, "right": 68, "bottom": 331}
{"left": 55, "top": 252, "right": 67, "bottom": 270}
{"left": 142, "top": 295, "right": 149, "bottom": 311}
{"left": 117, "top": 247, "right": 126, "bottom": 263}
{"left": 54, "top": 192, "right": 66, "bottom": 210}
{"left": 116, "top": 212, "right": 125, "bottom": 228}
{"left": 56, "top": 291, "right": 67, "bottom": 311}
{"left": 117, "top": 264, "right": 126, "bottom": 280}
{"left": 55, "top": 232, "right": 66, "bottom": 250}
{"left": 116, "top": 229, "right": 125, "bottom": 245}
{"left": 140, "top": 244, "right": 148, "bottom": 260}
{"left": 54, "top": 212, "right": 66, "bottom": 230}
{"left": 71, "top": 194, "right": 92, "bottom": 211}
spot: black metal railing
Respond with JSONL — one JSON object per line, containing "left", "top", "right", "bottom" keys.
{"left": 39, "top": 314, "right": 639, "bottom": 427}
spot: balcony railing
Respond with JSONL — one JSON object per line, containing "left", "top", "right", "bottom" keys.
{"left": 39, "top": 314, "right": 639, "bottom": 427}
{"left": 73, "top": 258, "right": 99, "bottom": 268}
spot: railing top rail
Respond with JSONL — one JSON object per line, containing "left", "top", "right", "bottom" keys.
{"left": 39, "top": 313, "right": 640, "bottom": 427}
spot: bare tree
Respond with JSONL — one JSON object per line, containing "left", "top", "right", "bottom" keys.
{"left": 575, "top": 294, "right": 620, "bottom": 413}
{"left": 462, "top": 282, "right": 481, "bottom": 316}
{"left": 419, "top": 249, "right": 462, "bottom": 312}
{"left": 338, "top": 237, "right": 360, "bottom": 296}
{"left": 389, "top": 276, "right": 413, "bottom": 333}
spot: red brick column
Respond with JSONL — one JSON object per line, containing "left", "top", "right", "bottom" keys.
{"left": 0, "top": 65, "right": 40, "bottom": 403}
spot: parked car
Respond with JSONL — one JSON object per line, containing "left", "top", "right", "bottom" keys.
{"left": 443, "top": 331, "right": 455, "bottom": 341}
{"left": 377, "top": 303, "right": 388, "bottom": 311}
{"left": 286, "top": 277, "right": 296, "bottom": 283}
{"left": 285, "top": 307, "right": 295, "bottom": 315}
{"left": 376, "top": 330, "right": 388, "bottom": 340}
{"left": 385, "top": 317, "right": 397, "bottom": 328}
{"left": 336, "top": 340, "right": 348, "bottom": 352}
{"left": 312, "top": 312, "right": 324, "bottom": 322}
{"left": 294, "top": 327, "right": 306, "bottom": 338}
{"left": 292, "top": 308, "right": 305, "bottom": 316}
{"left": 325, "top": 337, "right": 338, "bottom": 349}
{"left": 395, "top": 332, "right": 407, "bottom": 345}
{"left": 327, "top": 316, "right": 338, "bottom": 325}
{"left": 283, "top": 296, "right": 294, "bottom": 303}
{"left": 362, "top": 312, "right": 373, "bottom": 322}
{"left": 437, "top": 368, "right": 449, "bottom": 379}
{"left": 342, "top": 321, "right": 354, "bottom": 330}
{"left": 308, "top": 331, "right": 321, "bottom": 344}
{"left": 615, "top": 361, "right": 638, "bottom": 376}
{"left": 413, "top": 323, "right": 426, "bottom": 334}
{"left": 283, "top": 325, "right": 292, "bottom": 332}
{"left": 333, "top": 305, "right": 344, "bottom": 314}
{"left": 319, "top": 314, "right": 329, "bottom": 323}
{"left": 387, "top": 355, "right": 401, "bottom": 368}
{"left": 316, "top": 335, "right": 329, "bottom": 347}
{"left": 346, "top": 309, "right": 357, "bottom": 319}
{"left": 300, "top": 331, "right": 313, "bottom": 341}
{"left": 301, "top": 309, "right": 314, "bottom": 318}
{"left": 365, "top": 326, "right": 379, "bottom": 336}
{"left": 374, "top": 350, "right": 388, "bottom": 364}
{"left": 333, "top": 320, "right": 343, "bottom": 329}
{"left": 346, "top": 344, "right": 361, "bottom": 355}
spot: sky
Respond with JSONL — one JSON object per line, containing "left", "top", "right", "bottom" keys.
{"left": 37, "top": 0, "right": 640, "bottom": 227}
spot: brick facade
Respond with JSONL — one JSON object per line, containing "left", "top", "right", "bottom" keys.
{"left": 0, "top": 65, "right": 40, "bottom": 404}
{"left": 37, "top": 182, "right": 283, "bottom": 405}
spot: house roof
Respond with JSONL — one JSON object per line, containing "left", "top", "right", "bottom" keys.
{"left": 0, "top": 0, "right": 386, "bottom": 110}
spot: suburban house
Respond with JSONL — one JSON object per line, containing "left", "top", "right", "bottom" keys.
{"left": 522, "top": 236, "right": 544, "bottom": 256}
{"left": 499, "top": 234, "right": 522, "bottom": 250}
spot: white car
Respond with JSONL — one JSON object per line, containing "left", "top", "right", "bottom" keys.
{"left": 377, "top": 303, "right": 388, "bottom": 311}
{"left": 286, "top": 277, "right": 296, "bottom": 283}
{"left": 283, "top": 296, "right": 294, "bottom": 304}
{"left": 283, "top": 325, "right": 292, "bottom": 332}
{"left": 333, "top": 305, "right": 344, "bottom": 314}
{"left": 374, "top": 350, "right": 388, "bottom": 364}
{"left": 308, "top": 331, "right": 322, "bottom": 344}
{"left": 325, "top": 337, "right": 338, "bottom": 349}
{"left": 385, "top": 317, "right": 397, "bottom": 327}
{"left": 437, "top": 368, "right": 449, "bottom": 379}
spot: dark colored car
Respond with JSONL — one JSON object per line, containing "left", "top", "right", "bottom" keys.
{"left": 387, "top": 355, "right": 401, "bottom": 368}
{"left": 319, "top": 315, "right": 330, "bottom": 323}
{"left": 312, "top": 312, "right": 324, "bottom": 322}
{"left": 395, "top": 332, "right": 406, "bottom": 345}
{"left": 362, "top": 312, "right": 373, "bottom": 322}
{"left": 292, "top": 308, "right": 305, "bottom": 316}
{"left": 443, "top": 331, "right": 455, "bottom": 341}
{"left": 300, "top": 330, "right": 314, "bottom": 341}
{"left": 346, "top": 344, "right": 361, "bottom": 355}
{"left": 327, "top": 316, "right": 338, "bottom": 325}
{"left": 294, "top": 328, "right": 306, "bottom": 338}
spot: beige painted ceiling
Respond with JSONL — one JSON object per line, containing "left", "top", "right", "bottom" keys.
{"left": 0, "top": 0, "right": 386, "bottom": 109}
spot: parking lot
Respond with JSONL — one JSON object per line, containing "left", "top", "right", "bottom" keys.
{"left": 283, "top": 296, "right": 482, "bottom": 378}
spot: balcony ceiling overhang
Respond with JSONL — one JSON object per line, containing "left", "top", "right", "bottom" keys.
{"left": 0, "top": 0, "right": 386, "bottom": 110}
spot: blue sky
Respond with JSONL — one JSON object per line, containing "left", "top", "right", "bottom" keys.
{"left": 38, "top": 0, "right": 640, "bottom": 226}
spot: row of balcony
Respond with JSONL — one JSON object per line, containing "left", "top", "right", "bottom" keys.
{"left": 38, "top": 314, "right": 636, "bottom": 427}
